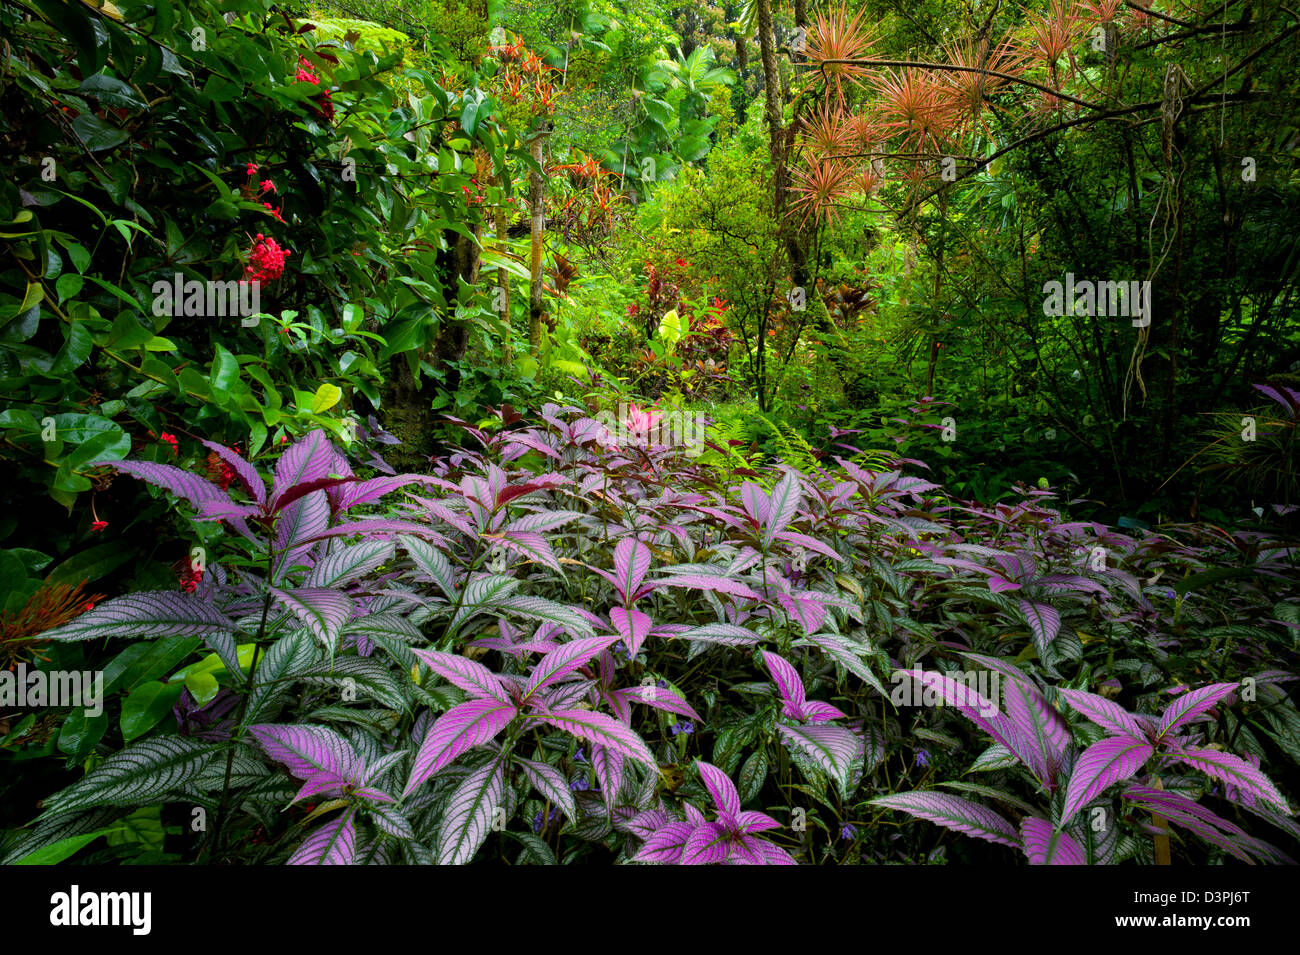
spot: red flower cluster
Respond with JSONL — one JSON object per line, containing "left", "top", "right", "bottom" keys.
{"left": 245, "top": 234, "right": 291, "bottom": 283}
{"left": 178, "top": 563, "right": 204, "bottom": 593}
{"left": 205, "top": 446, "right": 240, "bottom": 491}
{"left": 90, "top": 520, "right": 108, "bottom": 533}
{"left": 295, "top": 56, "right": 335, "bottom": 122}
{"left": 159, "top": 431, "right": 179, "bottom": 456}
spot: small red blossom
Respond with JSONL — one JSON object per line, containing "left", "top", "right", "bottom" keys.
{"left": 82, "top": 601, "right": 96, "bottom": 612}
{"left": 246, "top": 162, "right": 259, "bottom": 176}
{"left": 159, "top": 432, "right": 179, "bottom": 456}
{"left": 262, "top": 202, "right": 287, "bottom": 224}
{"left": 91, "top": 520, "right": 108, "bottom": 532}
{"left": 675, "top": 258, "right": 688, "bottom": 267}
{"left": 260, "top": 179, "right": 276, "bottom": 195}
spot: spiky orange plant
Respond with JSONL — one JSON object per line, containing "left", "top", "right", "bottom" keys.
{"left": 1021, "top": 0, "right": 1084, "bottom": 82}
{"left": 799, "top": 102, "right": 856, "bottom": 160}
{"left": 788, "top": 159, "right": 857, "bottom": 227}
{"left": 938, "top": 35, "right": 1027, "bottom": 139}
{"left": 803, "top": 3, "right": 877, "bottom": 106}
{"left": 870, "top": 67, "right": 962, "bottom": 154}
{"left": 0, "top": 579, "right": 104, "bottom": 671}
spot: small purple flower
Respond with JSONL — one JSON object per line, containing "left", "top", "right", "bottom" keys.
{"left": 669, "top": 721, "right": 695, "bottom": 736}
{"left": 569, "top": 776, "right": 591, "bottom": 792}
{"left": 656, "top": 679, "right": 669, "bottom": 690}
{"left": 532, "top": 807, "right": 559, "bottom": 832}
{"left": 840, "top": 824, "right": 858, "bottom": 841}
{"left": 574, "top": 747, "right": 586, "bottom": 764}
{"left": 914, "top": 749, "right": 931, "bottom": 769}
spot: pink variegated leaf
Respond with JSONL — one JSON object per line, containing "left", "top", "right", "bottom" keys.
{"left": 776, "top": 592, "right": 827, "bottom": 636}
{"left": 337, "top": 475, "right": 428, "bottom": 511}
{"left": 1020, "top": 817, "right": 1086, "bottom": 865}
{"left": 268, "top": 587, "right": 353, "bottom": 656}
{"left": 513, "top": 756, "right": 578, "bottom": 823}
{"left": 1122, "top": 786, "right": 1259, "bottom": 863}
{"left": 408, "top": 497, "right": 479, "bottom": 537}
{"left": 35, "top": 591, "right": 236, "bottom": 643}
{"left": 270, "top": 429, "right": 335, "bottom": 503}
{"left": 748, "top": 839, "right": 798, "bottom": 865}
{"left": 633, "top": 821, "right": 696, "bottom": 863}
{"left": 696, "top": 761, "right": 741, "bottom": 816}
{"left": 651, "top": 573, "right": 761, "bottom": 600}
{"left": 410, "top": 648, "right": 509, "bottom": 703}
{"left": 989, "top": 576, "right": 1022, "bottom": 593}
{"left": 625, "top": 809, "right": 671, "bottom": 840}
{"left": 667, "top": 622, "right": 763, "bottom": 645}
{"left": 871, "top": 791, "right": 1021, "bottom": 849}
{"left": 612, "top": 538, "right": 653, "bottom": 604}
{"left": 681, "top": 821, "right": 731, "bottom": 865}
{"left": 403, "top": 699, "right": 516, "bottom": 795}
{"left": 1057, "top": 688, "right": 1150, "bottom": 740}
{"left": 533, "top": 709, "right": 657, "bottom": 768}
{"left": 288, "top": 811, "right": 357, "bottom": 865}
{"left": 247, "top": 723, "right": 364, "bottom": 790}
{"left": 591, "top": 744, "right": 624, "bottom": 811}
{"left": 736, "top": 810, "right": 781, "bottom": 834}
{"left": 776, "top": 723, "right": 861, "bottom": 794}
{"left": 494, "top": 530, "right": 561, "bottom": 572}
{"left": 436, "top": 754, "right": 508, "bottom": 865}
{"left": 895, "top": 669, "right": 1029, "bottom": 768}
{"left": 522, "top": 635, "right": 622, "bottom": 701}
{"left": 274, "top": 490, "right": 331, "bottom": 559}
{"left": 762, "top": 471, "right": 803, "bottom": 544}
{"left": 962, "top": 654, "right": 1071, "bottom": 787}
{"left": 739, "top": 481, "right": 770, "bottom": 528}
{"left": 760, "top": 651, "right": 806, "bottom": 713}
{"left": 609, "top": 607, "right": 652, "bottom": 657}
{"left": 683, "top": 801, "right": 707, "bottom": 826}
{"left": 800, "top": 701, "right": 849, "bottom": 723}
{"left": 1061, "top": 736, "right": 1154, "bottom": 822}
{"left": 502, "top": 430, "right": 563, "bottom": 459}
{"left": 614, "top": 684, "right": 701, "bottom": 721}
{"left": 112, "top": 460, "right": 229, "bottom": 512}
{"left": 196, "top": 498, "right": 264, "bottom": 523}
{"left": 1157, "top": 683, "right": 1239, "bottom": 740}
{"left": 775, "top": 530, "right": 843, "bottom": 562}
{"left": 1172, "top": 748, "right": 1290, "bottom": 812}
{"left": 1018, "top": 600, "right": 1061, "bottom": 653}
{"left": 501, "top": 510, "right": 583, "bottom": 534}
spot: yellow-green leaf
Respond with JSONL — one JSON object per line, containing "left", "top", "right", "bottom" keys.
{"left": 312, "top": 382, "right": 342, "bottom": 414}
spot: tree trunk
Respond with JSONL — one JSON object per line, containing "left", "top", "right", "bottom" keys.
{"left": 528, "top": 131, "right": 550, "bottom": 356}
{"left": 755, "top": 0, "right": 783, "bottom": 170}
{"left": 495, "top": 170, "right": 511, "bottom": 362}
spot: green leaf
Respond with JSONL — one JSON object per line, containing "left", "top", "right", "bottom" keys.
{"left": 55, "top": 273, "right": 84, "bottom": 303}
{"left": 311, "top": 382, "right": 342, "bottom": 414}
{"left": 120, "top": 680, "right": 184, "bottom": 742}
{"left": 71, "top": 113, "right": 129, "bottom": 152}
{"left": 12, "top": 828, "right": 119, "bottom": 865}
